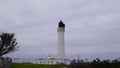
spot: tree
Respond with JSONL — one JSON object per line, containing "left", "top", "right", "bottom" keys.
{"left": 0, "top": 32, "right": 18, "bottom": 56}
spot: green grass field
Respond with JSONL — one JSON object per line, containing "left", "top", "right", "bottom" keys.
{"left": 12, "top": 63, "right": 65, "bottom": 68}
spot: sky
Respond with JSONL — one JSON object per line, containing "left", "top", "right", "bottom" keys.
{"left": 0, "top": 0, "right": 120, "bottom": 61}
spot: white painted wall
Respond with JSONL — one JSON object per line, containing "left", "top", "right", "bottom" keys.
{"left": 57, "top": 27, "right": 65, "bottom": 59}
{"left": 36, "top": 59, "right": 58, "bottom": 64}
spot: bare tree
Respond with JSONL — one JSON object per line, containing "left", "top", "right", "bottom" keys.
{"left": 0, "top": 32, "right": 18, "bottom": 56}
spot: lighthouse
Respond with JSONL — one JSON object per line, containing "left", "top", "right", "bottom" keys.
{"left": 36, "top": 21, "right": 71, "bottom": 65}
{"left": 57, "top": 21, "right": 65, "bottom": 59}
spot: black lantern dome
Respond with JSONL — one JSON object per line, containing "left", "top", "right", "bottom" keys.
{"left": 58, "top": 21, "right": 65, "bottom": 27}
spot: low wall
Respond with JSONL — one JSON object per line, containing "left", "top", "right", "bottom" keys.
{"left": 0, "top": 57, "right": 12, "bottom": 68}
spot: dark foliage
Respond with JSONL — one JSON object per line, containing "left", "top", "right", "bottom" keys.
{"left": 67, "top": 58, "right": 120, "bottom": 68}
{"left": 0, "top": 32, "right": 18, "bottom": 56}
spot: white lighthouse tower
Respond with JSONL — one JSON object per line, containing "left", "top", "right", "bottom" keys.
{"left": 36, "top": 21, "right": 71, "bottom": 65}
{"left": 57, "top": 21, "right": 65, "bottom": 59}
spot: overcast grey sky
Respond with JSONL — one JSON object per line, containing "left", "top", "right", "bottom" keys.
{"left": 0, "top": 0, "right": 120, "bottom": 60}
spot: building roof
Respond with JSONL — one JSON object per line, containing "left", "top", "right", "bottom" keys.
{"left": 58, "top": 20, "right": 65, "bottom": 27}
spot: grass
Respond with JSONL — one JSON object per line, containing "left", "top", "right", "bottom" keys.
{"left": 12, "top": 63, "right": 66, "bottom": 68}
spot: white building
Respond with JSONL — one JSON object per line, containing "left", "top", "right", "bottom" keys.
{"left": 36, "top": 21, "right": 71, "bottom": 65}
{"left": 36, "top": 56, "right": 57, "bottom": 64}
{"left": 36, "top": 59, "right": 70, "bottom": 65}
{"left": 36, "top": 56, "right": 70, "bottom": 65}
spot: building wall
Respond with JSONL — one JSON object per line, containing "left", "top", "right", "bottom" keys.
{"left": 36, "top": 59, "right": 71, "bottom": 65}
{"left": 57, "top": 27, "right": 65, "bottom": 59}
{"left": 36, "top": 59, "right": 58, "bottom": 64}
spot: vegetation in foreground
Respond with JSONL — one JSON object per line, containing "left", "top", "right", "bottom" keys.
{"left": 12, "top": 63, "right": 65, "bottom": 68}
{"left": 0, "top": 32, "right": 18, "bottom": 56}
{"left": 12, "top": 58, "right": 120, "bottom": 68}
{"left": 67, "top": 58, "right": 120, "bottom": 68}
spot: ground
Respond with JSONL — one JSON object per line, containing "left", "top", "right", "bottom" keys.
{"left": 12, "top": 63, "right": 66, "bottom": 68}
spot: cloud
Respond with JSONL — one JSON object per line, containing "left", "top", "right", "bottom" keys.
{"left": 0, "top": 0, "right": 120, "bottom": 60}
